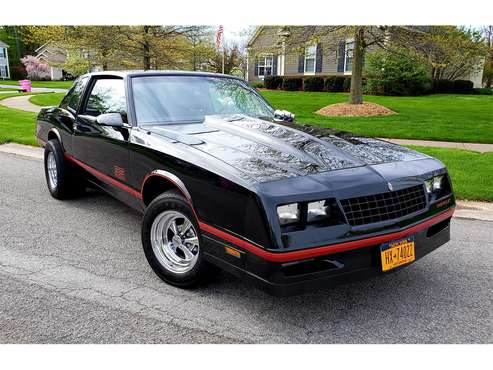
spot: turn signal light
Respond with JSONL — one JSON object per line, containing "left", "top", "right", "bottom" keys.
{"left": 225, "top": 246, "right": 241, "bottom": 258}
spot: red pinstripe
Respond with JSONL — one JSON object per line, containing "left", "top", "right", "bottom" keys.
{"left": 64, "top": 153, "right": 142, "bottom": 200}
{"left": 200, "top": 207, "right": 455, "bottom": 263}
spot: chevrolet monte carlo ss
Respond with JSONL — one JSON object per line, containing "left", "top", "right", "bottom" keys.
{"left": 36, "top": 71, "right": 455, "bottom": 296}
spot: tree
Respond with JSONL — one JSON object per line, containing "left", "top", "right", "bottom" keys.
{"left": 207, "top": 44, "right": 245, "bottom": 76}
{"left": 408, "top": 26, "right": 487, "bottom": 81}
{"left": 184, "top": 26, "right": 215, "bottom": 71}
{"left": 58, "top": 51, "right": 92, "bottom": 77}
{"left": 0, "top": 26, "right": 39, "bottom": 78}
{"left": 20, "top": 55, "right": 50, "bottom": 80}
{"left": 365, "top": 47, "right": 431, "bottom": 96}
{"left": 117, "top": 26, "right": 192, "bottom": 70}
{"left": 25, "top": 26, "right": 122, "bottom": 71}
{"left": 482, "top": 26, "right": 493, "bottom": 88}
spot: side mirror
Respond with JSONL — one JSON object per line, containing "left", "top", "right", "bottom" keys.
{"left": 273, "top": 109, "right": 295, "bottom": 123}
{"left": 96, "top": 112, "right": 125, "bottom": 127}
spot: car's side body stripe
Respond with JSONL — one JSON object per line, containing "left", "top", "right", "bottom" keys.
{"left": 64, "top": 153, "right": 143, "bottom": 200}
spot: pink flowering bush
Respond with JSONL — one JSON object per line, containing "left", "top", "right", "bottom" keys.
{"left": 20, "top": 55, "right": 51, "bottom": 80}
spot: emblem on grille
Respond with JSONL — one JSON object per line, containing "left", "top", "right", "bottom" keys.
{"left": 387, "top": 182, "right": 393, "bottom": 191}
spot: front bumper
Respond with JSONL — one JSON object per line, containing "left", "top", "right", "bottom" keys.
{"left": 202, "top": 207, "right": 453, "bottom": 296}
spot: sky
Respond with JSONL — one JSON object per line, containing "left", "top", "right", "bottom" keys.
{"left": 217, "top": 25, "right": 255, "bottom": 49}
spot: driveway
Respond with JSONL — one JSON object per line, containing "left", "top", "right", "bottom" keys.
{"left": 0, "top": 151, "right": 491, "bottom": 343}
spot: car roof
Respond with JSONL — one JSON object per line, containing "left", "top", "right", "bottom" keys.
{"left": 81, "top": 70, "right": 244, "bottom": 81}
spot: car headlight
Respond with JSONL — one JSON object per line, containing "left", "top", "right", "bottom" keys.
{"left": 425, "top": 175, "right": 444, "bottom": 193}
{"left": 277, "top": 203, "right": 300, "bottom": 225}
{"left": 307, "top": 200, "right": 330, "bottom": 223}
{"left": 433, "top": 175, "right": 444, "bottom": 191}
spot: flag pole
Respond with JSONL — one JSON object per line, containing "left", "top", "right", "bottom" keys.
{"left": 222, "top": 47, "right": 225, "bottom": 74}
{"left": 221, "top": 32, "right": 225, "bottom": 74}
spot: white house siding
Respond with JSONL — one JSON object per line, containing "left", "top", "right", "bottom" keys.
{"left": 0, "top": 44, "right": 10, "bottom": 79}
{"left": 50, "top": 66, "right": 63, "bottom": 80}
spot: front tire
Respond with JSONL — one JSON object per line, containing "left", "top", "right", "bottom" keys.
{"left": 44, "top": 139, "right": 84, "bottom": 199}
{"left": 142, "top": 191, "right": 207, "bottom": 287}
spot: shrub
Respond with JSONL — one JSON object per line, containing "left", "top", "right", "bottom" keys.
{"left": 264, "top": 76, "right": 283, "bottom": 90}
{"left": 342, "top": 76, "right": 352, "bottom": 92}
{"left": 251, "top": 81, "right": 264, "bottom": 89}
{"left": 432, "top": 79, "right": 455, "bottom": 93}
{"left": 473, "top": 88, "right": 493, "bottom": 95}
{"left": 453, "top": 79, "right": 474, "bottom": 94}
{"left": 324, "top": 76, "right": 345, "bottom": 92}
{"left": 282, "top": 77, "right": 303, "bottom": 91}
{"left": 365, "top": 49, "right": 431, "bottom": 96}
{"left": 303, "top": 77, "right": 325, "bottom": 92}
{"left": 20, "top": 55, "right": 51, "bottom": 81}
{"left": 9, "top": 64, "right": 27, "bottom": 80}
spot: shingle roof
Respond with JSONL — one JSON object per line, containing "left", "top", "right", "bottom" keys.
{"left": 0, "top": 40, "right": 9, "bottom": 48}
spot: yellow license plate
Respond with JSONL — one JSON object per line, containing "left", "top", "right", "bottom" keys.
{"left": 380, "top": 236, "right": 415, "bottom": 272}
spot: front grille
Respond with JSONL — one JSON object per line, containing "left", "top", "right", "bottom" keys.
{"left": 340, "top": 185, "right": 427, "bottom": 226}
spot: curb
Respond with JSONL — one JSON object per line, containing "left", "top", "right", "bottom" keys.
{"left": 0, "top": 143, "right": 43, "bottom": 159}
{"left": 0, "top": 143, "right": 491, "bottom": 222}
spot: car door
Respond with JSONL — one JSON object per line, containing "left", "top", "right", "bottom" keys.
{"left": 72, "top": 77, "right": 131, "bottom": 189}
{"left": 54, "top": 76, "right": 89, "bottom": 154}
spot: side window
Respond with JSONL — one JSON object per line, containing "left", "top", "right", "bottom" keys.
{"left": 83, "top": 78, "right": 126, "bottom": 117}
{"left": 60, "top": 76, "right": 89, "bottom": 112}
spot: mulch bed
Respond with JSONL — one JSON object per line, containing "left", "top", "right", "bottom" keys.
{"left": 316, "top": 102, "right": 398, "bottom": 117}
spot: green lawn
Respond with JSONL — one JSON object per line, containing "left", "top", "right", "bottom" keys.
{"left": 29, "top": 93, "right": 65, "bottom": 107}
{"left": 261, "top": 91, "right": 493, "bottom": 144}
{"left": 0, "top": 79, "right": 73, "bottom": 89}
{"left": 408, "top": 146, "right": 493, "bottom": 202}
{"left": 0, "top": 93, "right": 38, "bottom": 146}
{"left": 0, "top": 87, "right": 22, "bottom": 92}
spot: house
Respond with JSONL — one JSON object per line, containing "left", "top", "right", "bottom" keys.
{"left": 34, "top": 43, "right": 69, "bottom": 80}
{"left": 246, "top": 26, "right": 359, "bottom": 83}
{"left": 0, "top": 40, "right": 10, "bottom": 79}
{"left": 246, "top": 26, "right": 484, "bottom": 87}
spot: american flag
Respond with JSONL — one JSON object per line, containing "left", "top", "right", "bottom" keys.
{"left": 215, "top": 25, "right": 224, "bottom": 49}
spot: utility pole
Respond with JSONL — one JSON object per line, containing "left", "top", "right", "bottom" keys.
{"left": 13, "top": 26, "right": 21, "bottom": 61}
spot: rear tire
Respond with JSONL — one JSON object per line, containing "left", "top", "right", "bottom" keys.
{"left": 44, "top": 139, "right": 85, "bottom": 199}
{"left": 142, "top": 191, "right": 207, "bottom": 287}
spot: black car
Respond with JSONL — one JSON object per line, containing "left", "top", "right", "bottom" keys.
{"left": 36, "top": 71, "right": 455, "bottom": 296}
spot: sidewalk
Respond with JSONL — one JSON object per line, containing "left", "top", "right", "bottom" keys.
{"left": 381, "top": 138, "right": 493, "bottom": 153}
{"left": 0, "top": 95, "right": 46, "bottom": 113}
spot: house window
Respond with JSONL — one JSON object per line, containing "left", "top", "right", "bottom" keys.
{"left": 304, "top": 45, "right": 317, "bottom": 74}
{"left": 0, "top": 66, "right": 7, "bottom": 78}
{"left": 258, "top": 54, "right": 273, "bottom": 77}
{"left": 0, "top": 48, "right": 5, "bottom": 58}
{"left": 344, "top": 40, "right": 354, "bottom": 73}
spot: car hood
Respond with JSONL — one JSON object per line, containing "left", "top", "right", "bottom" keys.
{"left": 145, "top": 115, "right": 430, "bottom": 184}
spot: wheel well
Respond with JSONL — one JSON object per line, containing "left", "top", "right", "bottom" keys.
{"left": 142, "top": 176, "right": 180, "bottom": 206}
{"left": 48, "top": 131, "right": 59, "bottom": 142}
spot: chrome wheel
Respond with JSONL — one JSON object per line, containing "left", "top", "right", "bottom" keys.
{"left": 150, "top": 210, "right": 200, "bottom": 274}
{"left": 47, "top": 151, "right": 58, "bottom": 190}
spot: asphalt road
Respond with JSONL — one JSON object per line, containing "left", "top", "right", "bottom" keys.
{"left": 0, "top": 152, "right": 491, "bottom": 343}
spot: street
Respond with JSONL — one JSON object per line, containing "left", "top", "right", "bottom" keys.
{"left": 0, "top": 151, "right": 491, "bottom": 343}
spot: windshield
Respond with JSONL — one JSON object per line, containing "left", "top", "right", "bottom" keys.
{"left": 132, "top": 75, "right": 274, "bottom": 125}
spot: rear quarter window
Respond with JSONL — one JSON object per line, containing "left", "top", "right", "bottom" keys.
{"left": 60, "top": 76, "right": 89, "bottom": 112}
